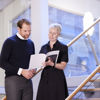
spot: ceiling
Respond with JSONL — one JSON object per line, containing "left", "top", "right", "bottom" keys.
{"left": 0, "top": 0, "right": 100, "bottom": 11}
{"left": 0, "top": 0, "right": 14, "bottom": 11}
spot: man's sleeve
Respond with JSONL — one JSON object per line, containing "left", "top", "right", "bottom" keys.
{"left": 0, "top": 39, "right": 19, "bottom": 74}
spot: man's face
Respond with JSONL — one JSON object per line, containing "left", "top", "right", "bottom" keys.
{"left": 18, "top": 23, "right": 31, "bottom": 39}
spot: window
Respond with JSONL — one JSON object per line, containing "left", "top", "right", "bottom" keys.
{"left": 49, "top": 6, "right": 99, "bottom": 77}
{"left": 12, "top": 6, "right": 100, "bottom": 77}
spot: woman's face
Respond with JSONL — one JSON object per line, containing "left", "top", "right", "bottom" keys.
{"left": 48, "top": 28, "right": 59, "bottom": 42}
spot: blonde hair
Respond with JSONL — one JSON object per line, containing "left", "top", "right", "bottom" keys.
{"left": 49, "top": 23, "right": 62, "bottom": 33}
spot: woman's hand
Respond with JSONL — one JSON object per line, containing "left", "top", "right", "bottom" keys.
{"left": 45, "top": 57, "right": 54, "bottom": 67}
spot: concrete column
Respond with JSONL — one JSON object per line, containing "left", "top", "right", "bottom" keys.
{"left": 31, "top": 1, "right": 48, "bottom": 100}
{"left": 31, "top": 0, "right": 48, "bottom": 53}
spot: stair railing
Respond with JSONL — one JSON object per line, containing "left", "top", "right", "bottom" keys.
{"left": 67, "top": 17, "right": 100, "bottom": 47}
{"left": 66, "top": 65, "right": 100, "bottom": 100}
{"left": 65, "top": 17, "right": 100, "bottom": 100}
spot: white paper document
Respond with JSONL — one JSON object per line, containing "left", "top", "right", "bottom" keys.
{"left": 29, "top": 50, "right": 59, "bottom": 72}
{"left": 29, "top": 54, "right": 46, "bottom": 69}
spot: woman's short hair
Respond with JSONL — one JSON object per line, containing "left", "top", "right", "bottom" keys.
{"left": 49, "top": 23, "right": 62, "bottom": 33}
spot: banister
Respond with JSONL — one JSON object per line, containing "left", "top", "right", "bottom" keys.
{"left": 65, "top": 65, "right": 100, "bottom": 100}
{"left": 86, "top": 35, "right": 100, "bottom": 65}
{"left": 67, "top": 17, "right": 100, "bottom": 47}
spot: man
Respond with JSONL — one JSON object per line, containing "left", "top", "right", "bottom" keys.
{"left": 0, "top": 19, "right": 36, "bottom": 100}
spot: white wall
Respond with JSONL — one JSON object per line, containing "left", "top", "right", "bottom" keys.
{"left": 1, "top": 0, "right": 30, "bottom": 37}
{"left": 0, "top": 13, "right": 2, "bottom": 50}
{"left": 0, "top": 11, "right": 5, "bottom": 87}
{"left": 31, "top": 0, "right": 48, "bottom": 53}
{"left": 31, "top": 0, "right": 48, "bottom": 99}
{"left": 0, "top": 0, "right": 30, "bottom": 87}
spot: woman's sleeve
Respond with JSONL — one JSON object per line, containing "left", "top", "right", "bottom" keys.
{"left": 39, "top": 46, "right": 45, "bottom": 54}
{"left": 61, "top": 45, "right": 69, "bottom": 63}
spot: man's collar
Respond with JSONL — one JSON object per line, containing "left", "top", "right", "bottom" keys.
{"left": 16, "top": 32, "right": 27, "bottom": 40}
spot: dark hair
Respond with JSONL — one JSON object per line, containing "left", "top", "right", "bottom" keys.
{"left": 17, "top": 19, "right": 31, "bottom": 29}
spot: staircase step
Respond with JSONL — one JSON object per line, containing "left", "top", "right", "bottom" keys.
{"left": 77, "top": 98, "right": 100, "bottom": 100}
{"left": 89, "top": 79, "right": 100, "bottom": 82}
{"left": 80, "top": 88, "right": 100, "bottom": 92}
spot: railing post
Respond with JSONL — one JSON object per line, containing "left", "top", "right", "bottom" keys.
{"left": 86, "top": 35, "right": 100, "bottom": 65}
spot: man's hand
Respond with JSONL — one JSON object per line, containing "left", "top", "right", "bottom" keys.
{"left": 21, "top": 69, "right": 36, "bottom": 79}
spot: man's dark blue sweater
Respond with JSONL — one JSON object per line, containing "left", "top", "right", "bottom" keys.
{"left": 0, "top": 35, "right": 35, "bottom": 77}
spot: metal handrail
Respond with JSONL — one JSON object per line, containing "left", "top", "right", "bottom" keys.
{"left": 67, "top": 18, "right": 100, "bottom": 47}
{"left": 65, "top": 17, "right": 100, "bottom": 100}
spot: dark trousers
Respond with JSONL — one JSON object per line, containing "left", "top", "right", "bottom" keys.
{"left": 5, "top": 75, "right": 33, "bottom": 100}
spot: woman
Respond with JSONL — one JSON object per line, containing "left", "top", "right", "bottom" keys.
{"left": 36, "top": 23, "right": 69, "bottom": 100}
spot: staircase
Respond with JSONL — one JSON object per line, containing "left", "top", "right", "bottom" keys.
{"left": 66, "top": 66, "right": 100, "bottom": 100}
